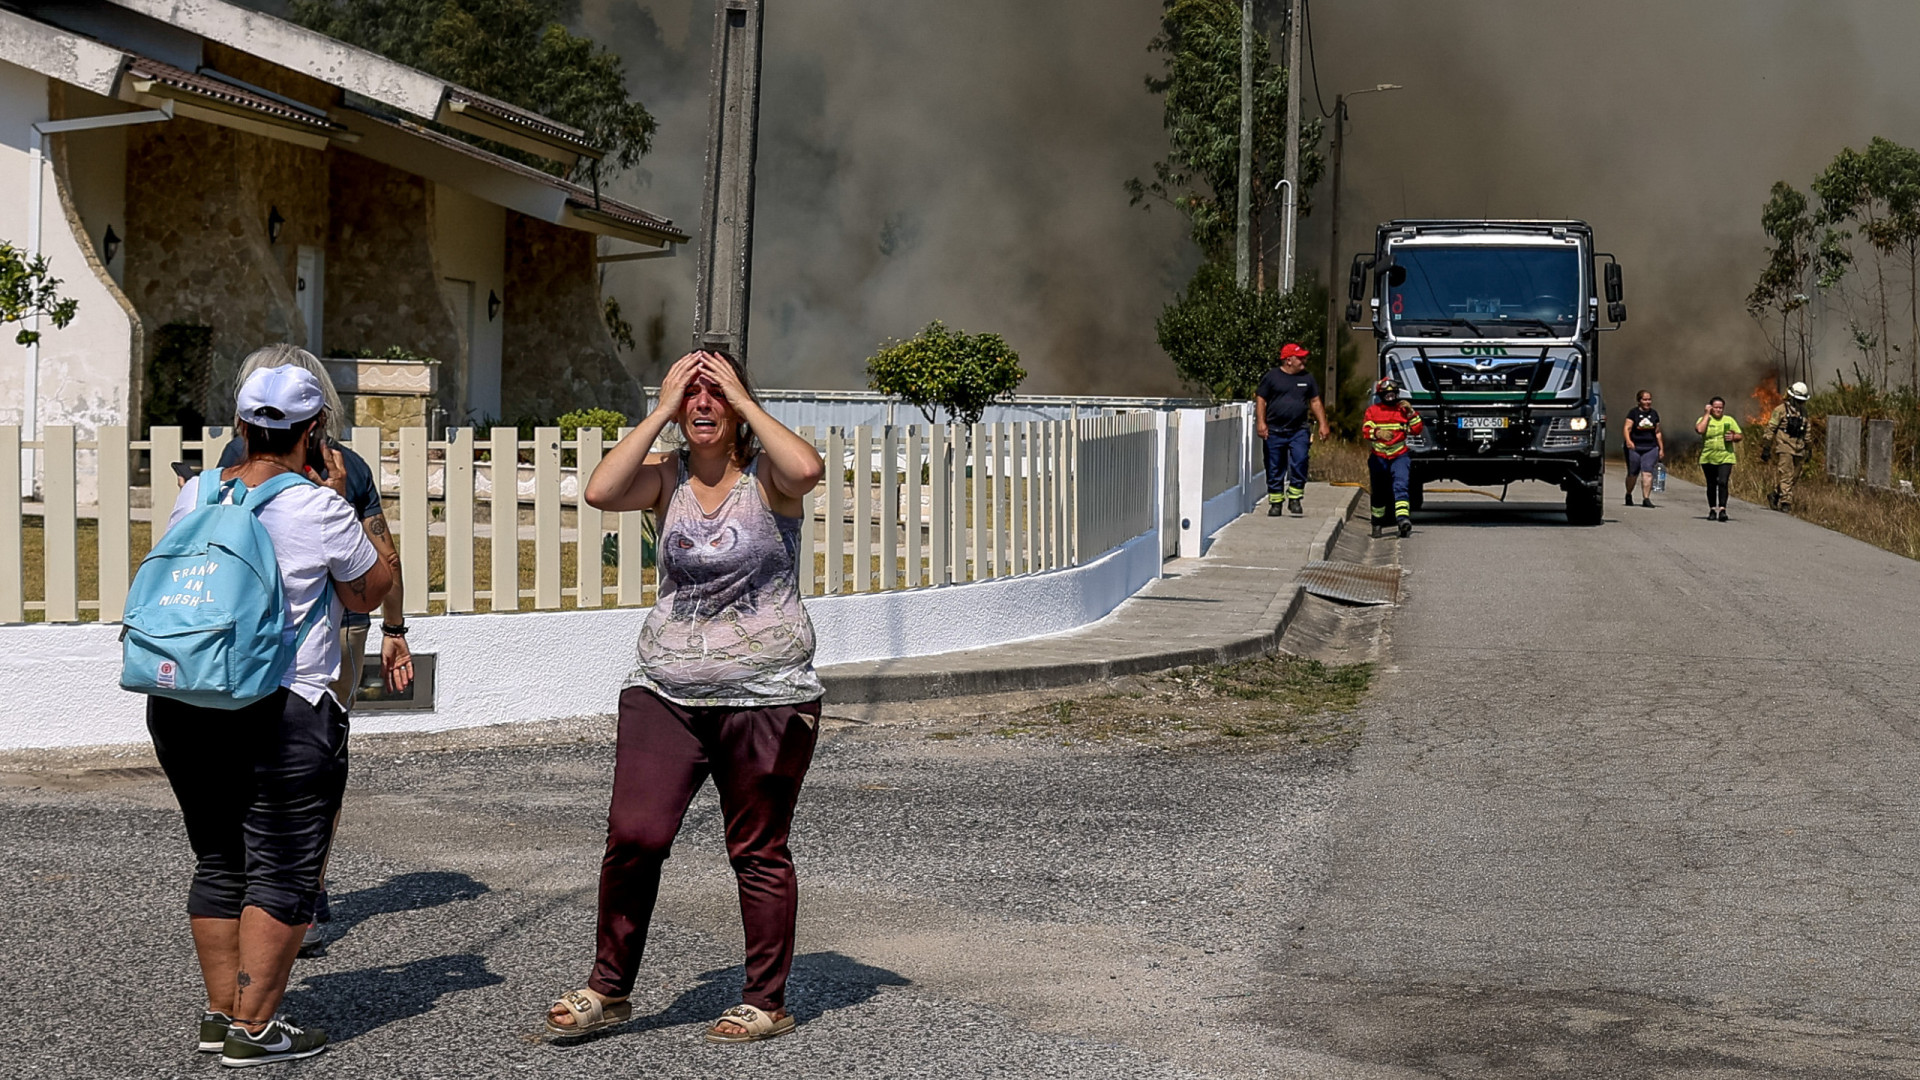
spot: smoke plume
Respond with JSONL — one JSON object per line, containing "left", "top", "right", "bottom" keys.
{"left": 1301, "top": 0, "right": 1920, "bottom": 418}
{"left": 587, "top": 0, "right": 1195, "bottom": 394}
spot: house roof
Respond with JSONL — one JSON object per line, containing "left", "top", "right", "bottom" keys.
{"left": 338, "top": 105, "right": 687, "bottom": 246}
{"left": 124, "top": 55, "right": 340, "bottom": 134}
{"left": 94, "top": 0, "right": 603, "bottom": 167}
{"left": 0, "top": 0, "right": 685, "bottom": 246}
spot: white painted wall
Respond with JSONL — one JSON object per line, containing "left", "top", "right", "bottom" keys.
{"left": 0, "top": 60, "right": 136, "bottom": 502}
{"left": 0, "top": 521, "right": 1169, "bottom": 749}
{"left": 433, "top": 183, "right": 505, "bottom": 424}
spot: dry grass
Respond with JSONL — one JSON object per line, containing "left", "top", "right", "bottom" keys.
{"left": 1667, "top": 451, "right": 1920, "bottom": 560}
{"left": 925, "top": 653, "right": 1374, "bottom": 750}
{"left": 1306, "top": 438, "right": 1371, "bottom": 488}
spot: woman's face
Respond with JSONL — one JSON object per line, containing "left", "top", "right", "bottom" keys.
{"left": 1709, "top": 399, "right": 1725, "bottom": 418}
{"left": 678, "top": 373, "right": 740, "bottom": 452}
{"left": 1638, "top": 393, "right": 1652, "bottom": 409}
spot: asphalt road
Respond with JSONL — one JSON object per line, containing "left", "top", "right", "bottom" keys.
{"left": 1268, "top": 472, "right": 1920, "bottom": 1078}
{"left": 4, "top": 470, "right": 1918, "bottom": 1078}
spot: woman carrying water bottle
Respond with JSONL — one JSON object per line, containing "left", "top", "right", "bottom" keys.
{"left": 1695, "top": 396, "right": 1744, "bottom": 521}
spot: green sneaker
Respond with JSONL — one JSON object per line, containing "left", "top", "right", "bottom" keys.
{"left": 220, "top": 1018, "right": 327, "bottom": 1068}
{"left": 198, "top": 1011, "right": 233, "bottom": 1053}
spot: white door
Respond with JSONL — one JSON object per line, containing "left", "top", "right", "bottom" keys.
{"left": 296, "top": 246, "right": 324, "bottom": 356}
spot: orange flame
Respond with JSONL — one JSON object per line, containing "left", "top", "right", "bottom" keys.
{"left": 1748, "top": 374, "right": 1783, "bottom": 426}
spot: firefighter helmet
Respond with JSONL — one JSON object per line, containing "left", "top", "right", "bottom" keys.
{"left": 1788, "top": 380, "right": 1810, "bottom": 401}
{"left": 1373, "top": 377, "right": 1400, "bottom": 400}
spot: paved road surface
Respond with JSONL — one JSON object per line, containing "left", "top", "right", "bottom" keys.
{"left": 4, "top": 471, "right": 1919, "bottom": 1078}
{"left": 1269, "top": 474, "right": 1920, "bottom": 1077}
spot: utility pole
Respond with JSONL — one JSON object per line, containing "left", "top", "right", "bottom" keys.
{"left": 1280, "top": 0, "right": 1303, "bottom": 291}
{"left": 1324, "top": 94, "right": 1344, "bottom": 411}
{"left": 691, "top": 0, "right": 766, "bottom": 364}
{"left": 1234, "top": 0, "right": 1252, "bottom": 289}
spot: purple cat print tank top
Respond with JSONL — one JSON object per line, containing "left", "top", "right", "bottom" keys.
{"left": 625, "top": 453, "right": 823, "bottom": 706}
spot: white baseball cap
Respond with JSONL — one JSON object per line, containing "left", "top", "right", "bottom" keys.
{"left": 236, "top": 364, "right": 325, "bottom": 429}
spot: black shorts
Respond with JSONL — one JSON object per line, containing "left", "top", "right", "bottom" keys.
{"left": 148, "top": 688, "right": 349, "bottom": 925}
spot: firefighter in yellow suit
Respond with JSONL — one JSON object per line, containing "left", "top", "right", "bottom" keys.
{"left": 1760, "top": 381, "right": 1811, "bottom": 512}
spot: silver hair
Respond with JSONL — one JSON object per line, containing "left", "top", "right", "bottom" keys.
{"left": 234, "top": 343, "right": 344, "bottom": 440}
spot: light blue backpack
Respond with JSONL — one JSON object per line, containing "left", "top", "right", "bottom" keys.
{"left": 121, "top": 472, "right": 332, "bottom": 709}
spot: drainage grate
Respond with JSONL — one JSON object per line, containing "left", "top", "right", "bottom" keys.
{"left": 1293, "top": 560, "right": 1402, "bottom": 606}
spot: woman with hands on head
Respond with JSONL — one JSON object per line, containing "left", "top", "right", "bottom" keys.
{"left": 548, "top": 349, "right": 827, "bottom": 1046}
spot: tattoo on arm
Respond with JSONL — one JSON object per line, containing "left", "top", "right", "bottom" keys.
{"left": 236, "top": 971, "right": 252, "bottom": 989}
{"left": 339, "top": 570, "right": 374, "bottom": 603}
{"left": 365, "top": 514, "right": 391, "bottom": 541}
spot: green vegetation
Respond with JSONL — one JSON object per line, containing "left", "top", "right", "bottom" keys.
{"left": 1155, "top": 261, "right": 1321, "bottom": 400}
{"left": 293, "top": 0, "right": 655, "bottom": 175}
{"left": 557, "top": 408, "right": 625, "bottom": 444}
{"left": 865, "top": 321, "right": 1026, "bottom": 428}
{"left": 1125, "top": 0, "right": 1322, "bottom": 265}
{"left": 0, "top": 239, "right": 76, "bottom": 346}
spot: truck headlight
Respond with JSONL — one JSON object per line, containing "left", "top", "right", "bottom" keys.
{"left": 1569, "top": 417, "right": 1590, "bottom": 431}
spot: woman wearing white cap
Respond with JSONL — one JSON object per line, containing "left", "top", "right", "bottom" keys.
{"left": 148, "top": 359, "right": 393, "bottom": 1066}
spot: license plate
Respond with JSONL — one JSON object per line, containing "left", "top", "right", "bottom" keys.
{"left": 1457, "top": 416, "right": 1510, "bottom": 430}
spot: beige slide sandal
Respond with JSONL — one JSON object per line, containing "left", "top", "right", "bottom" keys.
{"left": 704, "top": 1003, "right": 796, "bottom": 1044}
{"left": 545, "top": 989, "right": 632, "bottom": 1038}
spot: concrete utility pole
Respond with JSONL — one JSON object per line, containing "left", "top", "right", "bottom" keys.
{"left": 691, "top": 0, "right": 766, "bottom": 363}
{"left": 1280, "top": 0, "right": 1303, "bottom": 291}
{"left": 1234, "top": 0, "right": 1252, "bottom": 289}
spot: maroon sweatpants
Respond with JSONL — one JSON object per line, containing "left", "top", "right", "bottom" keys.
{"left": 589, "top": 687, "right": 820, "bottom": 1010}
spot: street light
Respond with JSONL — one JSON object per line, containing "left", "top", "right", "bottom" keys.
{"left": 1323, "top": 83, "right": 1402, "bottom": 411}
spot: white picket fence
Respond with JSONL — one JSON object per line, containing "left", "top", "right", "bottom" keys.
{"left": 0, "top": 411, "right": 1204, "bottom": 624}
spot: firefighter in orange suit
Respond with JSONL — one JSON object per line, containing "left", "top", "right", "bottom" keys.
{"left": 1362, "top": 378, "right": 1424, "bottom": 538}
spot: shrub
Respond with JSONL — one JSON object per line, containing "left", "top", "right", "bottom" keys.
{"left": 1156, "top": 261, "right": 1321, "bottom": 401}
{"left": 866, "top": 321, "right": 1026, "bottom": 428}
{"left": 558, "top": 408, "right": 626, "bottom": 444}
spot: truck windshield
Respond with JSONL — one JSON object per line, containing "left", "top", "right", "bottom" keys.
{"left": 1386, "top": 246, "right": 1580, "bottom": 332}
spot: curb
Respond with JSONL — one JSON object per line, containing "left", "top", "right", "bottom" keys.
{"left": 820, "top": 487, "right": 1365, "bottom": 705}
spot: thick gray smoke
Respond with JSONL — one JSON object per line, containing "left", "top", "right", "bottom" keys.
{"left": 1302, "top": 0, "right": 1920, "bottom": 419}
{"left": 586, "top": 0, "right": 1194, "bottom": 394}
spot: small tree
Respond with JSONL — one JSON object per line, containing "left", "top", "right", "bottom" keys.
{"left": 1156, "top": 261, "right": 1319, "bottom": 400}
{"left": 0, "top": 240, "right": 77, "bottom": 345}
{"left": 866, "top": 321, "right": 1026, "bottom": 428}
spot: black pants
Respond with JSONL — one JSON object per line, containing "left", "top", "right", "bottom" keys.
{"left": 148, "top": 688, "right": 349, "bottom": 926}
{"left": 1702, "top": 462, "right": 1732, "bottom": 509}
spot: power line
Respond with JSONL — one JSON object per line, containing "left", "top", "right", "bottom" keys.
{"left": 1303, "top": 0, "right": 1333, "bottom": 119}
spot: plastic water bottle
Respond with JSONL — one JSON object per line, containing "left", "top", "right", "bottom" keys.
{"left": 1654, "top": 462, "right": 1667, "bottom": 493}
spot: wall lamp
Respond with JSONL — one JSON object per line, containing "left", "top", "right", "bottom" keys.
{"left": 267, "top": 206, "right": 285, "bottom": 244}
{"left": 102, "top": 225, "right": 120, "bottom": 264}
{"left": 487, "top": 289, "right": 501, "bottom": 321}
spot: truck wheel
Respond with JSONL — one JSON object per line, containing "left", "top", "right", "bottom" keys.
{"left": 1408, "top": 484, "right": 1424, "bottom": 512}
{"left": 1565, "top": 484, "right": 1604, "bottom": 526}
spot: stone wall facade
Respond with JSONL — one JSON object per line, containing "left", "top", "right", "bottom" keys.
{"left": 122, "top": 115, "right": 327, "bottom": 424}
{"left": 326, "top": 151, "right": 463, "bottom": 418}
{"left": 501, "top": 212, "right": 642, "bottom": 421}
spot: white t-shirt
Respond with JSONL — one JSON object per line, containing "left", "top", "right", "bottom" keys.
{"left": 171, "top": 474, "right": 379, "bottom": 708}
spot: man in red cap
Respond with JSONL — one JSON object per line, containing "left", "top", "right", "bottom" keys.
{"left": 1254, "top": 342, "right": 1331, "bottom": 517}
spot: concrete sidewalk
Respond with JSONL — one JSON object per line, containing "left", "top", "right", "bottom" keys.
{"left": 820, "top": 486, "right": 1364, "bottom": 706}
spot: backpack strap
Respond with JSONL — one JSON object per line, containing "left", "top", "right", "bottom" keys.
{"left": 237, "top": 470, "right": 318, "bottom": 510}
{"left": 290, "top": 578, "right": 336, "bottom": 653}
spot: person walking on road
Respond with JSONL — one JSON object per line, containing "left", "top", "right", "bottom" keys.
{"left": 1255, "top": 342, "right": 1331, "bottom": 517}
{"left": 1363, "top": 377, "right": 1423, "bottom": 538}
{"left": 218, "top": 346, "right": 414, "bottom": 956}
{"left": 1761, "top": 380, "right": 1812, "bottom": 512}
{"left": 1622, "top": 389, "right": 1663, "bottom": 507}
{"left": 145, "top": 364, "right": 393, "bottom": 1067}
{"left": 550, "top": 349, "right": 827, "bottom": 1046}
{"left": 1695, "top": 396, "right": 1743, "bottom": 521}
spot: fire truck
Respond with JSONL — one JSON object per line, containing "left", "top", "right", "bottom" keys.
{"left": 1346, "top": 220, "right": 1626, "bottom": 525}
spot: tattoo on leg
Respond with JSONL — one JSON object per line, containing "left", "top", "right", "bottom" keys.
{"left": 236, "top": 971, "right": 252, "bottom": 989}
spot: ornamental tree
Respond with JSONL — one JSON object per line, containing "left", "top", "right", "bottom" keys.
{"left": 865, "top": 321, "right": 1027, "bottom": 428}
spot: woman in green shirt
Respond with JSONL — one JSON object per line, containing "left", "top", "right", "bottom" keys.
{"left": 1694, "top": 396, "right": 1743, "bottom": 521}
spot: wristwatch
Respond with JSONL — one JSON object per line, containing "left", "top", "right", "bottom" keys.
{"left": 381, "top": 622, "right": 408, "bottom": 638}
